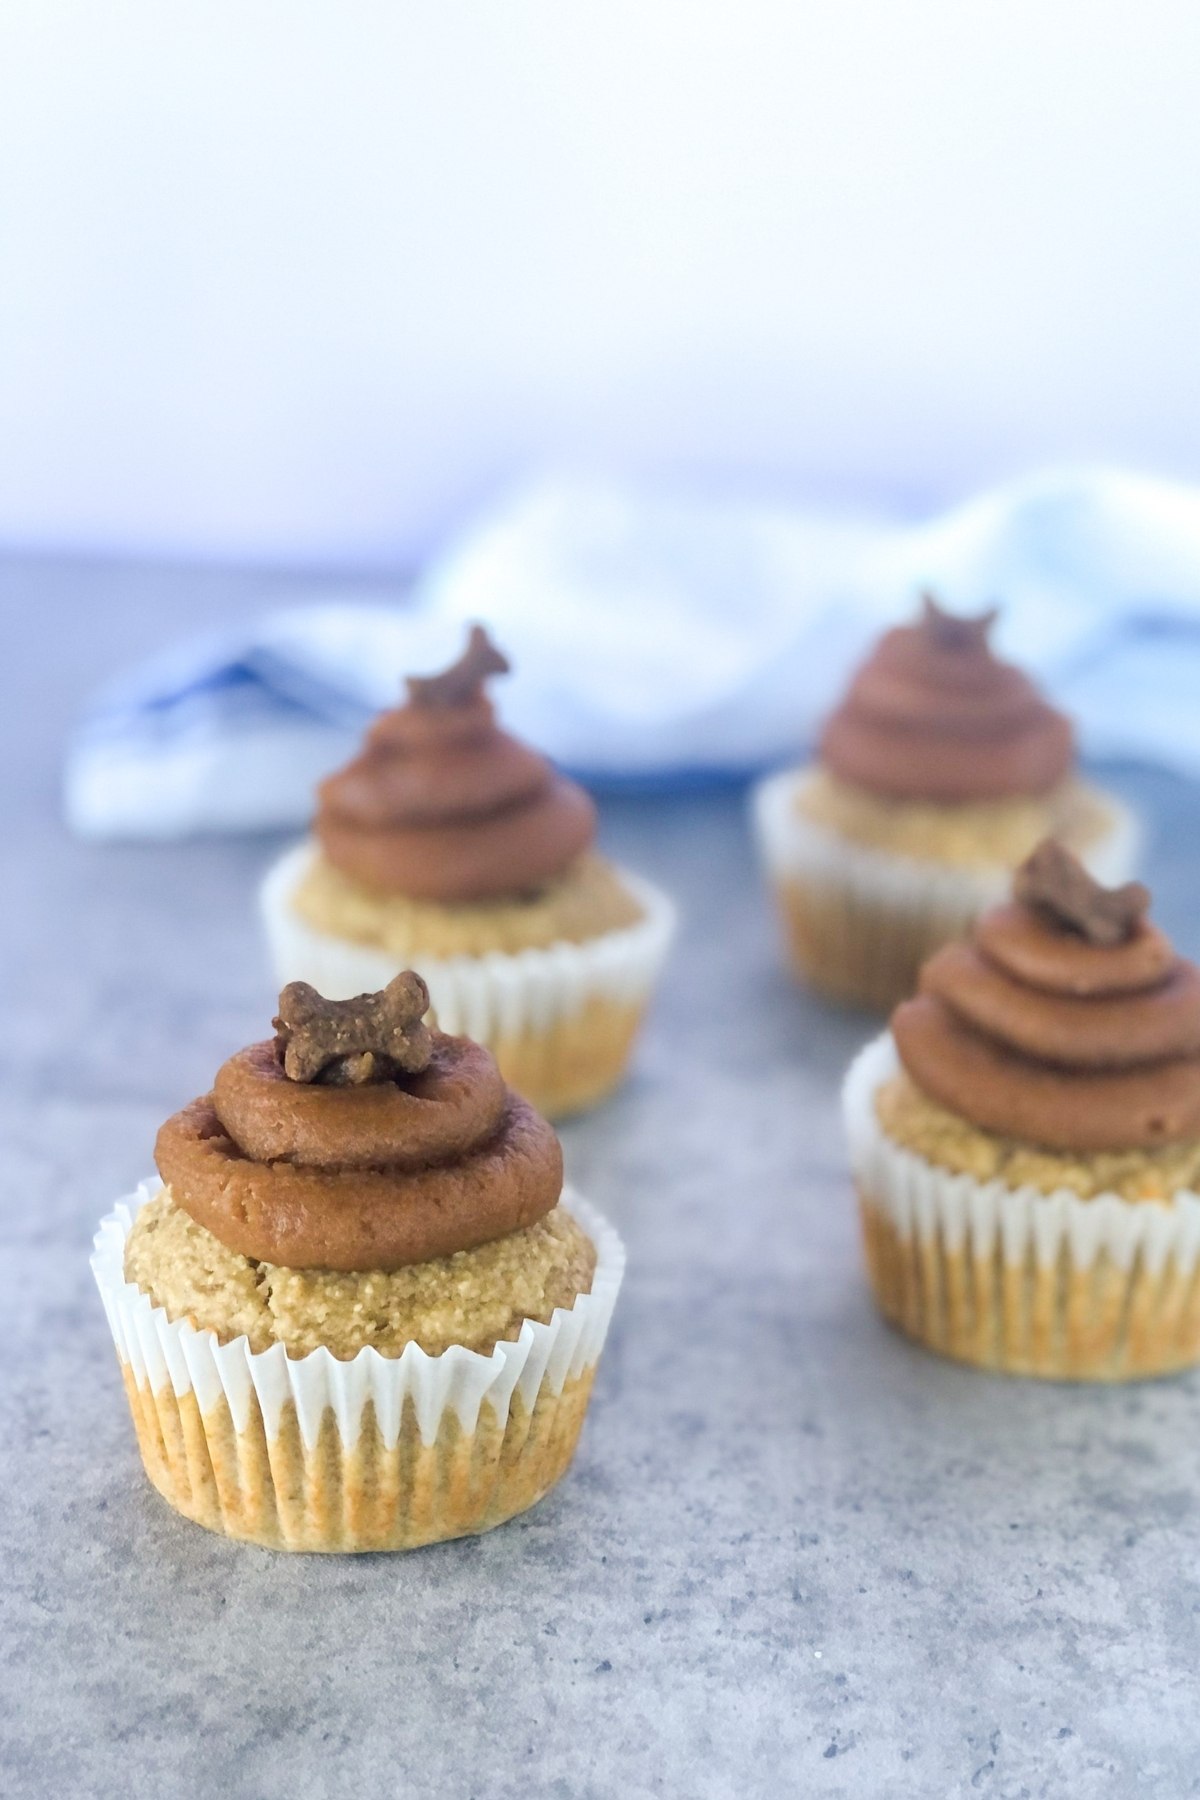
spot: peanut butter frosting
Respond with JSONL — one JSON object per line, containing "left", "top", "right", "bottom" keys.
{"left": 819, "top": 595, "right": 1074, "bottom": 803}
{"left": 892, "top": 840, "right": 1200, "bottom": 1152}
{"left": 315, "top": 625, "right": 596, "bottom": 902}
{"left": 154, "top": 973, "right": 563, "bottom": 1271}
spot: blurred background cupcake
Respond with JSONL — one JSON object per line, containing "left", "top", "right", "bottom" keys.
{"left": 261, "top": 625, "right": 676, "bottom": 1118}
{"left": 844, "top": 841, "right": 1200, "bottom": 1380}
{"left": 93, "top": 972, "right": 624, "bottom": 1551}
{"left": 753, "top": 593, "right": 1139, "bottom": 1012}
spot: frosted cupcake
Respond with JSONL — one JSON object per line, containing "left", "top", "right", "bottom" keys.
{"left": 92, "top": 973, "right": 624, "bottom": 1550}
{"left": 261, "top": 626, "right": 675, "bottom": 1117}
{"left": 754, "top": 595, "right": 1137, "bottom": 1011}
{"left": 845, "top": 841, "right": 1200, "bottom": 1380}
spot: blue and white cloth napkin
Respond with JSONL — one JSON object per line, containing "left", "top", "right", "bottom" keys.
{"left": 65, "top": 466, "right": 1200, "bottom": 839}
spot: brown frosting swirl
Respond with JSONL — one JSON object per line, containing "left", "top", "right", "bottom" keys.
{"left": 315, "top": 625, "right": 596, "bottom": 902}
{"left": 819, "top": 595, "right": 1074, "bottom": 802}
{"left": 155, "top": 975, "right": 563, "bottom": 1270}
{"left": 892, "top": 841, "right": 1200, "bottom": 1151}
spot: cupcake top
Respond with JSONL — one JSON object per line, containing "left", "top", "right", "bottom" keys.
{"left": 893, "top": 840, "right": 1200, "bottom": 1151}
{"left": 819, "top": 595, "right": 1074, "bottom": 803}
{"left": 315, "top": 625, "right": 596, "bottom": 902}
{"left": 154, "top": 972, "right": 564, "bottom": 1271}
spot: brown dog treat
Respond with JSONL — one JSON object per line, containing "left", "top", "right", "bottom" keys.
{"left": 920, "top": 591, "right": 998, "bottom": 652}
{"left": 406, "top": 624, "right": 509, "bottom": 708}
{"left": 273, "top": 971, "right": 432, "bottom": 1085}
{"left": 1013, "top": 839, "right": 1149, "bottom": 946}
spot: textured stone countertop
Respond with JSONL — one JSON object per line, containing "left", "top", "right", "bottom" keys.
{"left": 3, "top": 562, "right": 1199, "bottom": 1799}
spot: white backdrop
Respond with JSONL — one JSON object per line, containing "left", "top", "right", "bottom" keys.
{"left": 3, "top": 1, "right": 1200, "bottom": 566}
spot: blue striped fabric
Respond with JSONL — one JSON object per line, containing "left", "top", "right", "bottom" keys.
{"left": 64, "top": 468, "right": 1200, "bottom": 838}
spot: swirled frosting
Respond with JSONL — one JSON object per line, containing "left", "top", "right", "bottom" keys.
{"left": 155, "top": 975, "right": 563, "bottom": 1270}
{"left": 892, "top": 841, "right": 1200, "bottom": 1151}
{"left": 315, "top": 625, "right": 596, "bottom": 902}
{"left": 819, "top": 595, "right": 1074, "bottom": 803}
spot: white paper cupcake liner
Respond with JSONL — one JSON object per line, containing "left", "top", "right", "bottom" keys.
{"left": 93, "top": 1181, "right": 624, "bottom": 1452}
{"left": 260, "top": 840, "right": 677, "bottom": 1043}
{"left": 844, "top": 1033, "right": 1200, "bottom": 1379}
{"left": 753, "top": 766, "right": 1141, "bottom": 927}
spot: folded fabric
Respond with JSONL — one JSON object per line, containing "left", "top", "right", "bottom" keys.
{"left": 65, "top": 465, "right": 1200, "bottom": 839}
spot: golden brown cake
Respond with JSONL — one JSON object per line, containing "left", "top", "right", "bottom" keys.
{"left": 753, "top": 595, "right": 1137, "bottom": 1012}
{"left": 844, "top": 841, "right": 1200, "bottom": 1380}
{"left": 292, "top": 847, "right": 643, "bottom": 960}
{"left": 93, "top": 973, "right": 624, "bottom": 1551}
{"left": 261, "top": 625, "right": 675, "bottom": 1116}
{"left": 125, "top": 1192, "right": 595, "bottom": 1361}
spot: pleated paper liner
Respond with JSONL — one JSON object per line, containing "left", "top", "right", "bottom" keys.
{"left": 753, "top": 768, "right": 1140, "bottom": 1013}
{"left": 843, "top": 1033, "right": 1200, "bottom": 1381}
{"left": 94, "top": 1182, "right": 624, "bottom": 1551}
{"left": 261, "top": 841, "right": 676, "bottom": 1116}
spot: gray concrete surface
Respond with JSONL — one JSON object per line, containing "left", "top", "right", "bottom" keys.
{"left": 2, "top": 559, "right": 1200, "bottom": 1799}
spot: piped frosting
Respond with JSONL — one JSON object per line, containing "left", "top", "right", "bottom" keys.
{"left": 892, "top": 841, "right": 1200, "bottom": 1151}
{"left": 316, "top": 625, "right": 596, "bottom": 902}
{"left": 819, "top": 595, "right": 1074, "bottom": 803}
{"left": 155, "top": 974, "right": 563, "bottom": 1270}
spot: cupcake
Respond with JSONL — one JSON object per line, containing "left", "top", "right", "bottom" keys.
{"left": 844, "top": 840, "right": 1200, "bottom": 1380}
{"left": 753, "top": 595, "right": 1138, "bottom": 1011}
{"left": 92, "top": 973, "right": 624, "bottom": 1550}
{"left": 261, "top": 626, "right": 675, "bottom": 1117}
